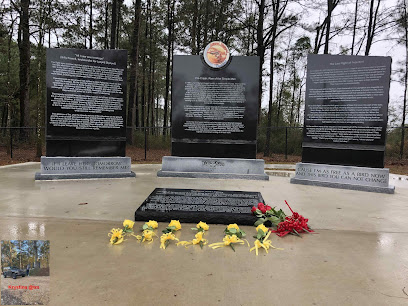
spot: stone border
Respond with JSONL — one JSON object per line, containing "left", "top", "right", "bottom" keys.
{"left": 290, "top": 162, "right": 395, "bottom": 194}
{"left": 158, "top": 156, "right": 269, "bottom": 181}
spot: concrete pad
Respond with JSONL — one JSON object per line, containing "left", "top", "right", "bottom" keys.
{"left": 1, "top": 163, "right": 408, "bottom": 305}
{"left": 0, "top": 217, "right": 407, "bottom": 305}
{"left": 0, "top": 163, "right": 407, "bottom": 232}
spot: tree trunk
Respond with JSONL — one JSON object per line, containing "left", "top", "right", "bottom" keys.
{"left": 163, "top": 0, "right": 173, "bottom": 135}
{"left": 36, "top": 31, "right": 45, "bottom": 158}
{"left": 116, "top": 0, "right": 123, "bottom": 48}
{"left": 18, "top": 0, "right": 30, "bottom": 129}
{"left": 264, "top": 0, "right": 280, "bottom": 157}
{"left": 19, "top": 241, "right": 22, "bottom": 269}
{"left": 151, "top": 59, "right": 155, "bottom": 134}
{"left": 33, "top": 241, "right": 39, "bottom": 269}
{"left": 365, "top": 0, "right": 381, "bottom": 56}
{"left": 289, "top": 56, "right": 296, "bottom": 126}
{"left": 110, "top": 0, "right": 117, "bottom": 49}
{"left": 191, "top": 0, "right": 198, "bottom": 54}
{"left": 256, "top": 0, "right": 265, "bottom": 123}
{"left": 89, "top": 0, "right": 93, "bottom": 49}
{"left": 324, "top": 0, "right": 332, "bottom": 54}
{"left": 9, "top": 242, "right": 12, "bottom": 266}
{"left": 104, "top": 0, "right": 109, "bottom": 49}
{"left": 141, "top": 10, "right": 148, "bottom": 129}
{"left": 351, "top": 0, "right": 358, "bottom": 54}
{"left": 128, "top": 0, "right": 142, "bottom": 143}
{"left": 401, "top": 0, "right": 408, "bottom": 159}
{"left": 203, "top": 0, "right": 209, "bottom": 47}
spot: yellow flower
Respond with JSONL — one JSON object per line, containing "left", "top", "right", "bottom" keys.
{"left": 178, "top": 231, "right": 208, "bottom": 248}
{"left": 250, "top": 231, "right": 283, "bottom": 256}
{"left": 108, "top": 228, "right": 124, "bottom": 245}
{"left": 142, "top": 230, "right": 155, "bottom": 243}
{"left": 256, "top": 224, "right": 269, "bottom": 234}
{"left": 146, "top": 220, "right": 158, "bottom": 229}
{"left": 168, "top": 220, "right": 181, "bottom": 231}
{"left": 197, "top": 221, "right": 209, "bottom": 231}
{"left": 123, "top": 219, "right": 135, "bottom": 229}
{"left": 192, "top": 231, "right": 207, "bottom": 245}
{"left": 227, "top": 224, "right": 240, "bottom": 231}
{"left": 223, "top": 234, "right": 240, "bottom": 245}
{"left": 208, "top": 234, "right": 249, "bottom": 250}
{"left": 160, "top": 232, "right": 179, "bottom": 249}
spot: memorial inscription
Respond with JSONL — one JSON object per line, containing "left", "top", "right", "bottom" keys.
{"left": 291, "top": 54, "right": 394, "bottom": 193}
{"left": 302, "top": 54, "right": 391, "bottom": 168}
{"left": 46, "top": 48, "right": 127, "bottom": 157}
{"left": 134, "top": 188, "right": 263, "bottom": 225}
{"left": 171, "top": 55, "right": 259, "bottom": 159}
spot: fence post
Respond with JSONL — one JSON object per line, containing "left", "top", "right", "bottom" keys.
{"left": 10, "top": 128, "right": 13, "bottom": 159}
{"left": 285, "top": 127, "right": 288, "bottom": 160}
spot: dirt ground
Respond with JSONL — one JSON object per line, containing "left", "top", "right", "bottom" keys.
{"left": 0, "top": 146, "right": 407, "bottom": 175}
{"left": 1, "top": 276, "right": 50, "bottom": 305}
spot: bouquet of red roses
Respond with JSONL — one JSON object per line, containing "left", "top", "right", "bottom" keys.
{"left": 251, "top": 202, "right": 286, "bottom": 227}
{"left": 251, "top": 201, "right": 314, "bottom": 237}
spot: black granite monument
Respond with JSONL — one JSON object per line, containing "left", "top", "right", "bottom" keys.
{"left": 35, "top": 48, "right": 135, "bottom": 180}
{"left": 157, "top": 41, "right": 268, "bottom": 180}
{"left": 291, "top": 54, "right": 394, "bottom": 193}
{"left": 135, "top": 188, "right": 263, "bottom": 225}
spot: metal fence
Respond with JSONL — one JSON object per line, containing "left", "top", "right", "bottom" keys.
{"left": 0, "top": 126, "right": 407, "bottom": 161}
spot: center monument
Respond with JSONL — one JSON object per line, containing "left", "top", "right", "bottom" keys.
{"left": 157, "top": 41, "right": 268, "bottom": 180}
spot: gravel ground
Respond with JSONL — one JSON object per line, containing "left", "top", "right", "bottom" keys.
{"left": 1, "top": 276, "right": 50, "bottom": 305}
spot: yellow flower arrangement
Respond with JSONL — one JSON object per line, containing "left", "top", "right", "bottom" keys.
{"left": 196, "top": 221, "right": 209, "bottom": 231}
{"left": 224, "top": 223, "right": 246, "bottom": 238}
{"left": 146, "top": 220, "right": 158, "bottom": 229}
{"left": 160, "top": 232, "right": 179, "bottom": 249}
{"left": 168, "top": 220, "right": 181, "bottom": 231}
{"left": 256, "top": 224, "right": 269, "bottom": 234}
{"left": 108, "top": 228, "right": 124, "bottom": 245}
{"left": 133, "top": 229, "right": 157, "bottom": 243}
{"left": 250, "top": 229, "right": 283, "bottom": 256}
{"left": 208, "top": 234, "right": 249, "bottom": 251}
{"left": 192, "top": 231, "right": 207, "bottom": 245}
{"left": 227, "top": 223, "right": 240, "bottom": 231}
{"left": 134, "top": 220, "right": 159, "bottom": 243}
{"left": 123, "top": 219, "right": 135, "bottom": 229}
{"left": 177, "top": 226, "right": 209, "bottom": 249}
{"left": 162, "top": 220, "right": 182, "bottom": 235}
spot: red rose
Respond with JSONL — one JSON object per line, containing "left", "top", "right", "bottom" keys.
{"left": 265, "top": 205, "right": 272, "bottom": 211}
{"left": 259, "top": 207, "right": 267, "bottom": 214}
{"left": 251, "top": 206, "right": 257, "bottom": 214}
{"left": 258, "top": 202, "right": 265, "bottom": 208}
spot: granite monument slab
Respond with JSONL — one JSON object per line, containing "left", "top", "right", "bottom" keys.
{"left": 134, "top": 188, "right": 263, "bottom": 225}
{"left": 158, "top": 42, "right": 268, "bottom": 180}
{"left": 291, "top": 54, "right": 394, "bottom": 193}
{"left": 36, "top": 48, "right": 135, "bottom": 180}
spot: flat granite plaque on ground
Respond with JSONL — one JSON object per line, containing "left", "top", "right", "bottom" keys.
{"left": 134, "top": 188, "right": 263, "bottom": 225}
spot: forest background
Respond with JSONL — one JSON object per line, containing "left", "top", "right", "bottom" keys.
{"left": 0, "top": 0, "right": 407, "bottom": 164}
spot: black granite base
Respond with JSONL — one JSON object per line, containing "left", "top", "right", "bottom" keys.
{"left": 302, "top": 147, "right": 384, "bottom": 168}
{"left": 134, "top": 188, "right": 262, "bottom": 225}
{"left": 172, "top": 143, "right": 257, "bottom": 159}
{"left": 46, "top": 139, "right": 126, "bottom": 157}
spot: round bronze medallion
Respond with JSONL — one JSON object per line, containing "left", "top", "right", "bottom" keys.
{"left": 203, "top": 41, "right": 230, "bottom": 69}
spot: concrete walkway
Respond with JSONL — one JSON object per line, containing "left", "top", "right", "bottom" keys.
{"left": 0, "top": 163, "right": 408, "bottom": 305}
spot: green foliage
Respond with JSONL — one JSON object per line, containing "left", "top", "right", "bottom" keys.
{"left": 386, "top": 127, "right": 408, "bottom": 159}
